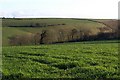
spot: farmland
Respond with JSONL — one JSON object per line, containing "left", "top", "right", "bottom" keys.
{"left": 2, "top": 40, "right": 119, "bottom": 79}
{"left": 2, "top": 18, "right": 118, "bottom": 46}
{"left": 1, "top": 18, "right": 119, "bottom": 79}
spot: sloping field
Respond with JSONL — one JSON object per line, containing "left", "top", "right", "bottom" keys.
{"left": 94, "top": 19, "right": 118, "bottom": 30}
{"left": 2, "top": 18, "right": 114, "bottom": 46}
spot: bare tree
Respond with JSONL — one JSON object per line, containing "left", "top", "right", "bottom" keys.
{"left": 70, "top": 29, "right": 78, "bottom": 41}
{"left": 9, "top": 34, "right": 34, "bottom": 46}
{"left": 33, "top": 33, "right": 41, "bottom": 45}
{"left": 40, "top": 30, "right": 47, "bottom": 44}
{"left": 58, "top": 29, "right": 65, "bottom": 42}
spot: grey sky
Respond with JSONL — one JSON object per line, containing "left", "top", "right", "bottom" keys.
{"left": 0, "top": 0, "right": 119, "bottom": 19}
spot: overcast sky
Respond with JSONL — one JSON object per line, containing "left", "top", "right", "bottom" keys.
{"left": 0, "top": 0, "right": 119, "bottom": 19}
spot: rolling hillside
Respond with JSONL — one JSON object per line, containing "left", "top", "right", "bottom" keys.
{"left": 2, "top": 18, "right": 117, "bottom": 46}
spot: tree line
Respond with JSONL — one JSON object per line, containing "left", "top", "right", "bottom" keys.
{"left": 9, "top": 27, "right": 118, "bottom": 46}
{"left": 8, "top": 23, "right": 66, "bottom": 27}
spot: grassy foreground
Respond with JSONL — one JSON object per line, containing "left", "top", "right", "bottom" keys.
{"left": 2, "top": 40, "right": 120, "bottom": 79}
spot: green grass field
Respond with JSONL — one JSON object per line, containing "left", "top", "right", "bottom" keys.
{"left": 2, "top": 40, "right": 119, "bottom": 79}
{"left": 2, "top": 18, "right": 119, "bottom": 79}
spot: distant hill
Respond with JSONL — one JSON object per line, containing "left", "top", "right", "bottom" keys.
{"left": 2, "top": 18, "right": 118, "bottom": 46}
{"left": 94, "top": 19, "right": 118, "bottom": 30}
